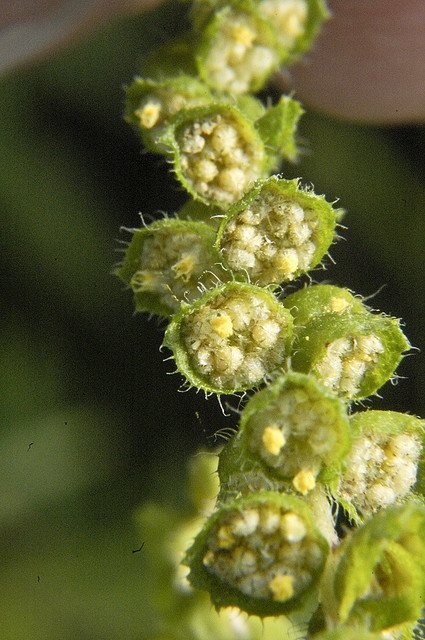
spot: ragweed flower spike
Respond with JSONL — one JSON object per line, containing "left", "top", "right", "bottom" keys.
{"left": 184, "top": 491, "right": 329, "bottom": 617}
{"left": 216, "top": 177, "right": 339, "bottom": 286}
{"left": 331, "top": 410, "right": 424, "bottom": 523}
{"left": 220, "top": 372, "right": 351, "bottom": 495}
{"left": 163, "top": 281, "right": 293, "bottom": 394}
{"left": 159, "top": 98, "right": 302, "bottom": 208}
{"left": 329, "top": 503, "right": 425, "bottom": 631}
{"left": 116, "top": 218, "right": 227, "bottom": 317}
{"left": 283, "top": 288, "right": 410, "bottom": 400}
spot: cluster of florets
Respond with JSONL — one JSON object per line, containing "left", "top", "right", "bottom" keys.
{"left": 117, "top": 1, "right": 425, "bottom": 637}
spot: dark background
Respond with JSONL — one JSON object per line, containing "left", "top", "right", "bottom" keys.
{"left": 1, "top": 2, "right": 424, "bottom": 637}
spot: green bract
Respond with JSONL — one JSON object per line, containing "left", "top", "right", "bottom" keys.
{"left": 163, "top": 281, "right": 293, "bottom": 394}
{"left": 286, "top": 308, "right": 410, "bottom": 401}
{"left": 116, "top": 218, "right": 227, "bottom": 317}
{"left": 124, "top": 74, "right": 213, "bottom": 153}
{"left": 331, "top": 410, "right": 424, "bottom": 522}
{"left": 184, "top": 491, "right": 329, "bottom": 616}
{"left": 283, "top": 284, "right": 369, "bottom": 327}
{"left": 332, "top": 504, "right": 425, "bottom": 630}
{"left": 216, "top": 176, "right": 337, "bottom": 286}
{"left": 222, "top": 372, "right": 351, "bottom": 493}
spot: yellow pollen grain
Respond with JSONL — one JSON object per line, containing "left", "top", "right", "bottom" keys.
{"left": 136, "top": 102, "right": 161, "bottom": 129}
{"left": 131, "top": 270, "right": 161, "bottom": 292}
{"left": 269, "top": 574, "right": 295, "bottom": 601}
{"left": 231, "top": 24, "right": 255, "bottom": 47}
{"left": 262, "top": 426, "right": 286, "bottom": 455}
{"left": 329, "top": 297, "right": 350, "bottom": 313}
{"left": 210, "top": 313, "right": 234, "bottom": 338}
{"left": 276, "top": 252, "right": 299, "bottom": 275}
{"left": 171, "top": 252, "right": 196, "bottom": 282}
{"left": 292, "top": 468, "right": 316, "bottom": 495}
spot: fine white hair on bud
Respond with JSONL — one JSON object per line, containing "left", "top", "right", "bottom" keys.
{"left": 163, "top": 282, "right": 293, "bottom": 394}
{"left": 222, "top": 372, "right": 350, "bottom": 493}
{"left": 173, "top": 108, "right": 265, "bottom": 206}
{"left": 216, "top": 177, "right": 337, "bottom": 286}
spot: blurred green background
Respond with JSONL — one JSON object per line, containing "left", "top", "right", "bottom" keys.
{"left": 1, "top": 2, "right": 424, "bottom": 637}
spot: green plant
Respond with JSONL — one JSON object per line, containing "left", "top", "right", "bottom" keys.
{"left": 116, "top": 2, "right": 425, "bottom": 639}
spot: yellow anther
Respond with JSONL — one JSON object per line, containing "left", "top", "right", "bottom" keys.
{"left": 210, "top": 312, "right": 234, "bottom": 338}
{"left": 171, "top": 252, "right": 196, "bottom": 282}
{"left": 262, "top": 425, "right": 286, "bottom": 455}
{"left": 329, "top": 296, "right": 350, "bottom": 313}
{"left": 269, "top": 573, "right": 295, "bottom": 601}
{"left": 231, "top": 24, "right": 255, "bottom": 48}
{"left": 131, "top": 270, "right": 162, "bottom": 292}
{"left": 275, "top": 252, "right": 299, "bottom": 275}
{"left": 292, "top": 469, "right": 316, "bottom": 495}
{"left": 136, "top": 101, "right": 162, "bottom": 129}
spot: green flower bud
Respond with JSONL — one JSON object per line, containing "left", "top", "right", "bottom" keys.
{"left": 184, "top": 491, "right": 329, "bottom": 616}
{"left": 332, "top": 411, "right": 424, "bottom": 522}
{"left": 221, "top": 372, "right": 350, "bottom": 494}
{"left": 286, "top": 307, "right": 410, "bottom": 401}
{"left": 160, "top": 102, "right": 269, "bottom": 208}
{"left": 124, "top": 74, "right": 213, "bottom": 153}
{"left": 216, "top": 177, "right": 338, "bottom": 286}
{"left": 116, "top": 218, "right": 226, "bottom": 317}
{"left": 163, "top": 281, "right": 293, "bottom": 394}
{"left": 283, "top": 284, "right": 369, "bottom": 328}
{"left": 194, "top": 3, "right": 281, "bottom": 94}
{"left": 333, "top": 504, "right": 425, "bottom": 630}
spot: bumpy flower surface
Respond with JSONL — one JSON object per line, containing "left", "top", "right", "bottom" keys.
{"left": 116, "top": 219, "right": 225, "bottom": 317}
{"left": 216, "top": 177, "right": 337, "bottom": 286}
{"left": 163, "top": 282, "right": 293, "bottom": 394}
{"left": 184, "top": 491, "right": 329, "bottom": 616}
{"left": 196, "top": 5, "right": 280, "bottom": 94}
{"left": 287, "top": 310, "right": 410, "bottom": 401}
{"left": 161, "top": 103, "right": 266, "bottom": 207}
{"left": 232, "top": 372, "right": 351, "bottom": 493}
{"left": 334, "top": 411, "right": 424, "bottom": 520}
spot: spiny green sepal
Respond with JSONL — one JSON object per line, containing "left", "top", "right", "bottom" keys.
{"left": 222, "top": 372, "right": 350, "bottom": 493}
{"left": 116, "top": 218, "right": 226, "bottom": 317}
{"left": 163, "top": 281, "right": 293, "bottom": 394}
{"left": 124, "top": 74, "right": 213, "bottom": 153}
{"left": 216, "top": 176, "right": 338, "bottom": 286}
{"left": 287, "top": 310, "right": 410, "bottom": 400}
